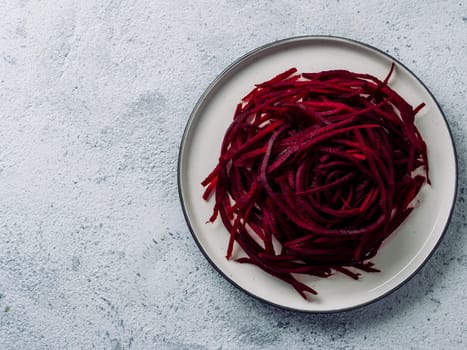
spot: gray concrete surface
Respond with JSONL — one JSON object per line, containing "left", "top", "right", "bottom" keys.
{"left": 0, "top": 0, "right": 466, "bottom": 349}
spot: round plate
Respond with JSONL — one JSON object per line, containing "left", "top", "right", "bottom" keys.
{"left": 178, "top": 36, "right": 457, "bottom": 312}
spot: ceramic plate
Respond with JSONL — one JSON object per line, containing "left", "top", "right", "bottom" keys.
{"left": 178, "top": 36, "right": 457, "bottom": 312}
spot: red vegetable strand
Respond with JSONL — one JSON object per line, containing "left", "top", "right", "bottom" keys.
{"left": 202, "top": 64, "right": 429, "bottom": 299}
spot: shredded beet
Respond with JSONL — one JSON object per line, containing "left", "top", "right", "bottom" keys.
{"left": 202, "top": 64, "right": 429, "bottom": 299}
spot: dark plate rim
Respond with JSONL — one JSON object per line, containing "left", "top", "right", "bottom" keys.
{"left": 177, "top": 35, "right": 458, "bottom": 313}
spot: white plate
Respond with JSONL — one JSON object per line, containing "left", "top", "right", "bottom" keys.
{"left": 178, "top": 36, "right": 457, "bottom": 312}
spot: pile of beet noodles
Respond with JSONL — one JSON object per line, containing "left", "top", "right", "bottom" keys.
{"left": 202, "top": 64, "right": 429, "bottom": 299}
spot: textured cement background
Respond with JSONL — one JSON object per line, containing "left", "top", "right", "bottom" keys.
{"left": 0, "top": 0, "right": 466, "bottom": 349}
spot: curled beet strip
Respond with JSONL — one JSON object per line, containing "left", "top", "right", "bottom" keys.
{"left": 202, "top": 65, "right": 429, "bottom": 300}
